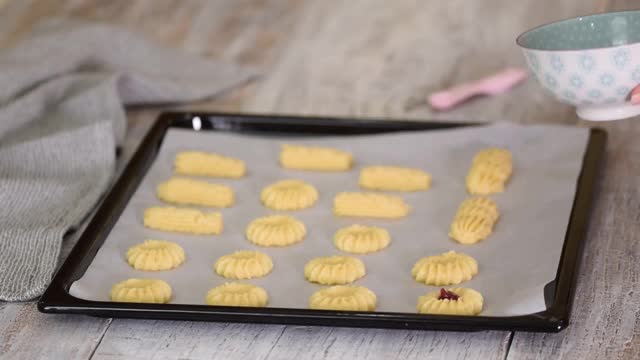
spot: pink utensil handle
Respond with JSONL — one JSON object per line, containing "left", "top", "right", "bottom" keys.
{"left": 428, "top": 68, "right": 528, "bottom": 111}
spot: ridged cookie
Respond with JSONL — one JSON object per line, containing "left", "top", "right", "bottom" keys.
{"left": 157, "top": 178, "right": 234, "bottom": 208}
{"left": 466, "top": 147, "right": 512, "bottom": 195}
{"left": 110, "top": 278, "right": 172, "bottom": 304}
{"left": 333, "top": 225, "right": 390, "bottom": 254}
{"left": 333, "top": 192, "right": 409, "bottom": 219}
{"left": 143, "top": 207, "right": 223, "bottom": 235}
{"left": 309, "top": 285, "right": 376, "bottom": 311}
{"left": 417, "top": 288, "right": 483, "bottom": 316}
{"left": 126, "top": 240, "right": 185, "bottom": 271}
{"left": 174, "top": 151, "right": 246, "bottom": 178}
{"left": 214, "top": 250, "right": 273, "bottom": 279}
{"left": 359, "top": 166, "right": 431, "bottom": 191}
{"left": 260, "top": 179, "right": 318, "bottom": 211}
{"left": 246, "top": 215, "right": 306, "bottom": 247}
{"left": 280, "top": 144, "right": 353, "bottom": 171}
{"left": 206, "top": 282, "right": 269, "bottom": 307}
{"left": 304, "top": 256, "right": 366, "bottom": 285}
{"left": 449, "top": 197, "right": 499, "bottom": 245}
{"left": 411, "top": 251, "right": 478, "bottom": 286}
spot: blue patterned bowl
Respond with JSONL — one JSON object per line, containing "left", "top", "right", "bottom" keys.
{"left": 518, "top": 10, "right": 640, "bottom": 121}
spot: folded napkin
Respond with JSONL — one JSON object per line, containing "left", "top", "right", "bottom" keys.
{"left": 0, "top": 20, "right": 256, "bottom": 301}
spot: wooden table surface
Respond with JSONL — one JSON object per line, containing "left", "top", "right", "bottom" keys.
{"left": 1, "top": 0, "right": 638, "bottom": 359}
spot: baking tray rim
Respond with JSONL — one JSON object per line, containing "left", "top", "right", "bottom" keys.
{"left": 38, "top": 111, "right": 607, "bottom": 333}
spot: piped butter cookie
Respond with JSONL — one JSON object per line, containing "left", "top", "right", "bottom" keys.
{"left": 417, "top": 288, "right": 483, "bottom": 316}
{"left": 110, "top": 278, "right": 172, "bottom": 304}
{"left": 157, "top": 178, "right": 234, "bottom": 208}
{"left": 466, "top": 147, "right": 512, "bottom": 195}
{"left": 246, "top": 215, "right": 306, "bottom": 247}
{"left": 205, "top": 282, "right": 269, "bottom": 307}
{"left": 359, "top": 166, "right": 431, "bottom": 191}
{"left": 333, "top": 225, "right": 390, "bottom": 254}
{"left": 411, "top": 251, "right": 478, "bottom": 286}
{"left": 280, "top": 144, "right": 353, "bottom": 171}
{"left": 260, "top": 179, "right": 319, "bottom": 211}
{"left": 304, "top": 256, "right": 366, "bottom": 285}
{"left": 449, "top": 197, "right": 499, "bottom": 244}
{"left": 143, "top": 207, "right": 223, "bottom": 235}
{"left": 126, "top": 240, "right": 185, "bottom": 271}
{"left": 309, "top": 285, "right": 376, "bottom": 311}
{"left": 214, "top": 250, "right": 273, "bottom": 280}
{"left": 333, "top": 192, "right": 409, "bottom": 219}
{"left": 174, "top": 151, "right": 246, "bottom": 178}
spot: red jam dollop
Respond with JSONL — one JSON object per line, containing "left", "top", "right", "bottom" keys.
{"left": 438, "top": 288, "right": 460, "bottom": 301}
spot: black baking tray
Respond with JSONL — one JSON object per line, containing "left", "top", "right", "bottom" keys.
{"left": 38, "top": 112, "right": 606, "bottom": 332}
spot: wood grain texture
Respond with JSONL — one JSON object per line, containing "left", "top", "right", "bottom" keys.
{"left": 1, "top": 0, "right": 639, "bottom": 359}
{"left": 92, "top": 321, "right": 510, "bottom": 360}
{"left": 0, "top": 302, "right": 110, "bottom": 359}
{"left": 246, "top": 0, "right": 594, "bottom": 125}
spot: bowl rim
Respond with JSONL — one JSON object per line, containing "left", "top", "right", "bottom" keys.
{"left": 516, "top": 10, "right": 640, "bottom": 51}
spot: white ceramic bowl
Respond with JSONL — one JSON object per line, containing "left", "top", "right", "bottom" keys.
{"left": 518, "top": 11, "right": 640, "bottom": 121}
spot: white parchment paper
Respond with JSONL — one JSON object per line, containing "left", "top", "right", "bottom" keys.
{"left": 69, "top": 123, "right": 590, "bottom": 316}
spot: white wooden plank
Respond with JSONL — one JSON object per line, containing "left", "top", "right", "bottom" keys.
{"left": 0, "top": 302, "right": 111, "bottom": 359}
{"left": 92, "top": 322, "right": 288, "bottom": 360}
{"left": 92, "top": 321, "right": 510, "bottom": 360}
{"left": 256, "top": 327, "right": 510, "bottom": 360}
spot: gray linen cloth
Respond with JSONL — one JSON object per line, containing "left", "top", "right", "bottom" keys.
{"left": 0, "top": 20, "right": 256, "bottom": 301}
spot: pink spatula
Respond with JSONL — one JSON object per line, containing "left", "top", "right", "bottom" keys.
{"left": 428, "top": 68, "right": 528, "bottom": 111}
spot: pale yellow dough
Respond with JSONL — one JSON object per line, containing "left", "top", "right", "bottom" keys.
{"left": 359, "top": 166, "right": 431, "bottom": 192}
{"left": 449, "top": 197, "right": 499, "bottom": 244}
{"left": 466, "top": 147, "right": 513, "bottom": 195}
{"left": 174, "top": 151, "right": 246, "bottom": 178}
{"left": 309, "top": 285, "right": 376, "bottom": 311}
{"left": 126, "top": 240, "right": 186, "bottom": 271}
{"left": 260, "top": 179, "right": 319, "bottom": 211}
{"left": 110, "top": 278, "right": 172, "bottom": 304}
{"left": 417, "top": 287, "right": 484, "bottom": 316}
{"left": 333, "top": 192, "right": 409, "bottom": 218}
{"left": 246, "top": 215, "right": 306, "bottom": 247}
{"left": 456, "top": 196, "right": 499, "bottom": 222}
{"left": 304, "top": 256, "right": 366, "bottom": 285}
{"left": 280, "top": 144, "right": 353, "bottom": 171}
{"left": 157, "top": 178, "right": 234, "bottom": 208}
{"left": 143, "top": 207, "right": 223, "bottom": 235}
{"left": 411, "top": 251, "right": 478, "bottom": 286}
{"left": 333, "top": 225, "right": 390, "bottom": 254}
{"left": 205, "top": 282, "right": 269, "bottom": 307}
{"left": 214, "top": 250, "right": 273, "bottom": 279}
